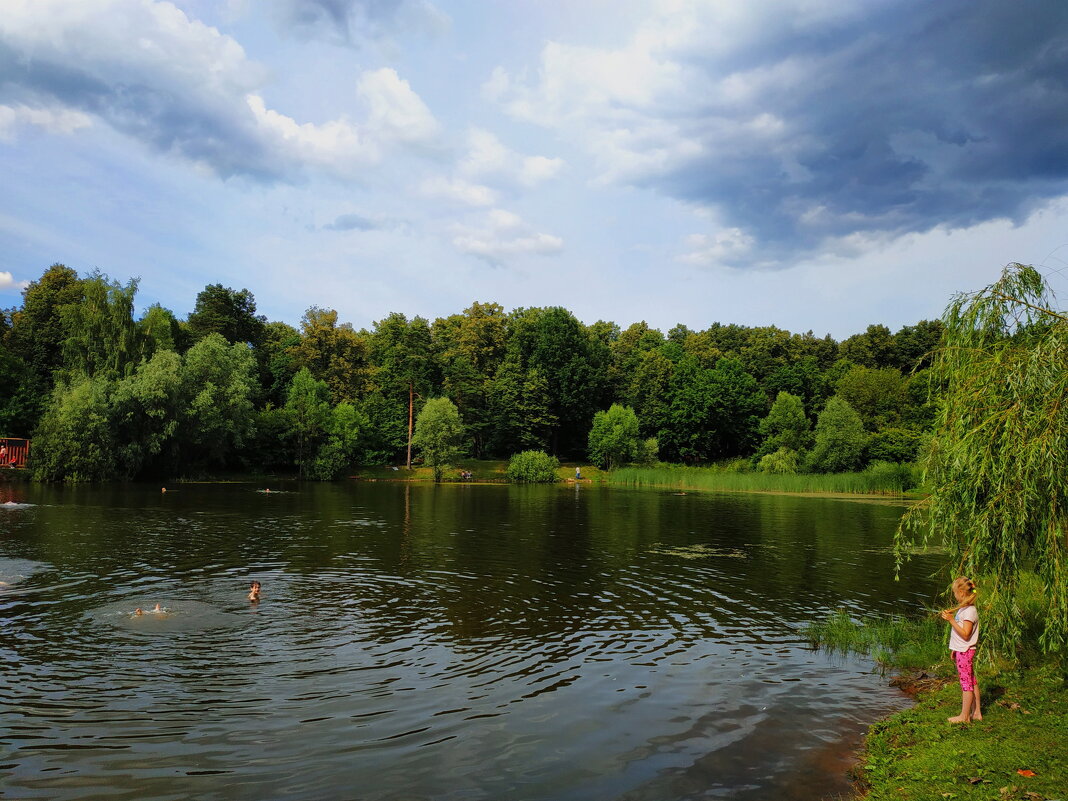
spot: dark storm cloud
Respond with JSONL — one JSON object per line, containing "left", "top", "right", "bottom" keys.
{"left": 0, "top": 39, "right": 283, "bottom": 182}
{"left": 658, "top": 0, "right": 1068, "bottom": 261}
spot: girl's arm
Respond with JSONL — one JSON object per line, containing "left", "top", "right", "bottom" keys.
{"left": 941, "top": 610, "right": 974, "bottom": 639}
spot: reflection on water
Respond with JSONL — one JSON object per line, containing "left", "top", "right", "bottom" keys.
{"left": 0, "top": 482, "right": 944, "bottom": 800}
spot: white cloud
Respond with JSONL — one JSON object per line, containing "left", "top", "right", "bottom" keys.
{"left": 420, "top": 176, "right": 497, "bottom": 206}
{"left": 0, "top": 0, "right": 439, "bottom": 180}
{"left": 357, "top": 68, "right": 440, "bottom": 145}
{"left": 0, "top": 271, "right": 30, "bottom": 292}
{"left": 0, "top": 104, "right": 93, "bottom": 141}
{"left": 458, "top": 128, "right": 563, "bottom": 189}
{"left": 678, "top": 228, "right": 755, "bottom": 268}
{"left": 451, "top": 208, "right": 563, "bottom": 264}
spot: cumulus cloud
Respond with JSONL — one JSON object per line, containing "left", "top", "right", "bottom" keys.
{"left": 0, "top": 0, "right": 439, "bottom": 180}
{"left": 491, "top": 0, "right": 1068, "bottom": 267}
{"left": 270, "top": 0, "right": 449, "bottom": 46}
{"left": 458, "top": 128, "right": 563, "bottom": 189}
{"left": 420, "top": 176, "right": 497, "bottom": 206}
{"left": 0, "top": 271, "right": 30, "bottom": 291}
{"left": 0, "top": 104, "right": 93, "bottom": 141}
{"left": 451, "top": 208, "right": 563, "bottom": 265}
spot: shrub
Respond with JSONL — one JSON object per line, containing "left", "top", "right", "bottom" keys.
{"left": 862, "top": 460, "right": 919, "bottom": 492}
{"left": 506, "top": 450, "right": 560, "bottom": 483}
{"left": 758, "top": 447, "right": 799, "bottom": 474}
{"left": 636, "top": 437, "right": 659, "bottom": 466}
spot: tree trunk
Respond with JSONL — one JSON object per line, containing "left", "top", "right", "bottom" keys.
{"left": 406, "top": 381, "right": 414, "bottom": 470}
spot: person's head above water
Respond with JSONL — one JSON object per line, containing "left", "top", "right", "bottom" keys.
{"left": 248, "top": 580, "right": 261, "bottom": 601}
{"left": 134, "top": 607, "right": 144, "bottom": 616}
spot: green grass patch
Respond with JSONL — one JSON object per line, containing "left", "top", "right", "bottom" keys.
{"left": 607, "top": 464, "right": 920, "bottom": 496}
{"left": 859, "top": 662, "right": 1068, "bottom": 800}
{"left": 806, "top": 609, "right": 947, "bottom": 672}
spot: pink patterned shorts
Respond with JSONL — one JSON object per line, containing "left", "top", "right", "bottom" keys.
{"left": 953, "top": 649, "right": 977, "bottom": 692}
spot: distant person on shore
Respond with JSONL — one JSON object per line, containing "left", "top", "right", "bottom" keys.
{"left": 941, "top": 577, "right": 981, "bottom": 723}
{"left": 248, "top": 581, "right": 261, "bottom": 602}
{"left": 575, "top": 466, "right": 582, "bottom": 480}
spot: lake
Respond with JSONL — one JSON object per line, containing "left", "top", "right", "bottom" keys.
{"left": 0, "top": 481, "right": 942, "bottom": 800}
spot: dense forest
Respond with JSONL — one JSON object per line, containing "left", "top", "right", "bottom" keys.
{"left": 0, "top": 263, "right": 942, "bottom": 481}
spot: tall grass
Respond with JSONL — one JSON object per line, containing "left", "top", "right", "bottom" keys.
{"left": 806, "top": 610, "right": 946, "bottom": 671}
{"left": 607, "top": 463, "right": 918, "bottom": 495}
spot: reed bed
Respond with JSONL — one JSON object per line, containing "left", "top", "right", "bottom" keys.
{"left": 607, "top": 464, "right": 917, "bottom": 495}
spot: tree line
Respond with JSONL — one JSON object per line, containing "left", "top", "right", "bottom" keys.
{"left": 0, "top": 263, "right": 943, "bottom": 481}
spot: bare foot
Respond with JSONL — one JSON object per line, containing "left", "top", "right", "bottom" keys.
{"left": 947, "top": 715, "right": 969, "bottom": 724}
{"left": 971, "top": 713, "right": 983, "bottom": 721}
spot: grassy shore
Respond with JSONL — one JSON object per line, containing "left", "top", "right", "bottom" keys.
{"left": 808, "top": 606, "right": 1068, "bottom": 800}
{"left": 607, "top": 463, "right": 919, "bottom": 496}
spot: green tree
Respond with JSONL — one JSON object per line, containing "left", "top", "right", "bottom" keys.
{"left": 284, "top": 368, "right": 332, "bottom": 477}
{"left": 110, "top": 349, "right": 183, "bottom": 476}
{"left": 487, "top": 357, "right": 556, "bottom": 455}
{"left": 369, "top": 312, "right": 434, "bottom": 468}
{"left": 179, "top": 334, "right": 257, "bottom": 472}
{"left": 5, "top": 264, "right": 84, "bottom": 406}
{"left": 587, "top": 403, "right": 641, "bottom": 469}
{"left": 758, "top": 447, "right": 800, "bottom": 474}
{"left": 659, "top": 357, "right": 764, "bottom": 463}
{"left": 757, "top": 391, "right": 811, "bottom": 456}
{"left": 898, "top": 264, "right": 1068, "bottom": 657}
{"left": 32, "top": 375, "right": 117, "bottom": 481}
{"left": 138, "top": 304, "right": 181, "bottom": 357}
{"left": 310, "top": 402, "right": 366, "bottom": 480}
{"left": 835, "top": 365, "right": 906, "bottom": 431}
{"left": 805, "top": 396, "right": 867, "bottom": 473}
{"left": 60, "top": 272, "right": 142, "bottom": 381}
{"left": 292, "top": 307, "right": 369, "bottom": 404}
{"left": 412, "top": 397, "right": 464, "bottom": 481}
{"left": 186, "top": 284, "right": 266, "bottom": 346}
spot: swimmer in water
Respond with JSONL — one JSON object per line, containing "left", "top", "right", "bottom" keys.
{"left": 248, "top": 580, "right": 261, "bottom": 602}
{"left": 152, "top": 603, "right": 164, "bottom": 613}
{"left": 133, "top": 607, "right": 144, "bottom": 616}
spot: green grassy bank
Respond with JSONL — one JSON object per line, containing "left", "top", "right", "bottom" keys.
{"left": 606, "top": 463, "right": 919, "bottom": 496}
{"left": 808, "top": 606, "right": 1068, "bottom": 800}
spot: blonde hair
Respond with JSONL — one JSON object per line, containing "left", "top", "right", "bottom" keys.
{"left": 949, "top": 576, "right": 978, "bottom": 611}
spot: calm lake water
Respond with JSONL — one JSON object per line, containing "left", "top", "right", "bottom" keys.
{"left": 0, "top": 481, "right": 943, "bottom": 801}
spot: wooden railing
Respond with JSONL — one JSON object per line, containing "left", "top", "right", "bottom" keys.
{"left": 1, "top": 438, "right": 29, "bottom": 469}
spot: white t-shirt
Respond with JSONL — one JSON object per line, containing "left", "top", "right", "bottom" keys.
{"left": 949, "top": 604, "right": 979, "bottom": 652}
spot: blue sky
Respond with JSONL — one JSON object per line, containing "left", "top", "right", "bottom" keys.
{"left": 2, "top": 0, "right": 1067, "bottom": 339}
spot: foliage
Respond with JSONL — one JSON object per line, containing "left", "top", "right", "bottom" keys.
{"left": 758, "top": 447, "right": 799, "bottom": 474}
{"left": 659, "top": 357, "right": 765, "bottom": 463}
{"left": 506, "top": 450, "right": 560, "bottom": 483}
{"left": 805, "top": 396, "right": 867, "bottom": 473}
{"left": 32, "top": 375, "right": 117, "bottom": 481}
{"left": 179, "top": 334, "right": 257, "bottom": 471}
{"left": 284, "top": 368, "right": 332, "bottom": 478}
{"left": 587, "top": 403, "right": 641, "bottom": 469}
{"left": 866, "top": 426, "right": 925, "bottom": 463}
{"left": 756, "top": 391, "right": 811, "bottom": 456}
{"left": 309, "top": 402, "right": 365, "bottom": 480}
{"left": 898, "top": 263, "right": 1068, "bottom": 657}
{"left": 635, "top": 437, "right": 659, "bottom": 466}
{"left": 411, "top": 397, "right": 465, "bottom": 481}
{"left": 186, "top": 284, "right": 266, "bottom": 346}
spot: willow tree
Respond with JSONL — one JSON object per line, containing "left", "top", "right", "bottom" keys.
{"left": 897, "top": 264, "right": 1068, "bottom": 658}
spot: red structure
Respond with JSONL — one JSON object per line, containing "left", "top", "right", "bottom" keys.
{"left": 0, "top": 438, "right": 29, "bottom": 468}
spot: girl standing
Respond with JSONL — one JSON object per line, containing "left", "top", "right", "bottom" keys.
{"left": 941, "top": 576, "right": 981, "bottom": 723}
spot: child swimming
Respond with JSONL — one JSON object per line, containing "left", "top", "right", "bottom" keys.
{"left": 248, "top": 581, "right": 261, "bottom": 602}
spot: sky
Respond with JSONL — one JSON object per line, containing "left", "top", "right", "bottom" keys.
{"left": 2, "top": 0, "right": 1068, "bottom": 340}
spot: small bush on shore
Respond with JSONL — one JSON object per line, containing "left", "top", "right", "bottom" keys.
{"left": 506, "top": 450, "right": 559, "bottom": 483}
